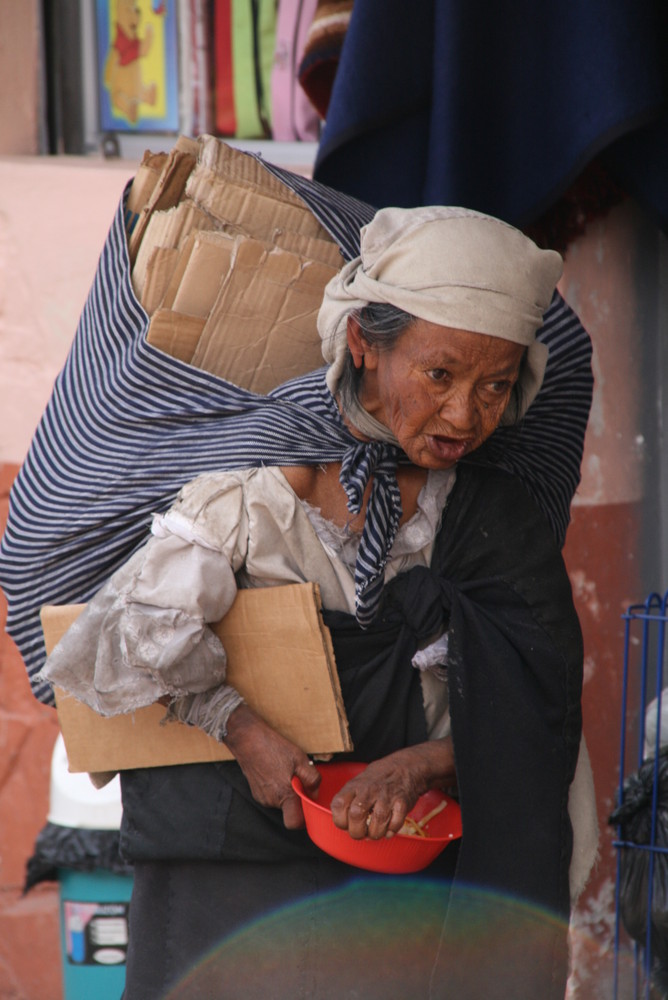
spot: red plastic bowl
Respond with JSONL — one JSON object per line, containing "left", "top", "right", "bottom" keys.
{"left": 292, "top": 761, "right": 462, "bottom": 874}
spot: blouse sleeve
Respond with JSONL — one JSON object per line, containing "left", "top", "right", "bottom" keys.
{"left": 38, "top": 473, "right": 250, "bottom": 737}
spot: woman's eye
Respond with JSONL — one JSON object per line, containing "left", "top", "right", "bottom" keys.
{"left": 428, "top": 369, "right": 450, "bottom": 382}
{"left": 484, "top": 380, "right": 513, "bottom": 396}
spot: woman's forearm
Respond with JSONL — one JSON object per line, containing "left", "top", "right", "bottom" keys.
{"left": 223, "top": 704, "right": 321, "bottom": 828}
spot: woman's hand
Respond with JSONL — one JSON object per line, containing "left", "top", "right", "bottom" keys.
{"left": 330, "top": 738, "right": 456, "bottom": 840}
{"left": 223, "top": 704, "right": 321, "bottom": 829}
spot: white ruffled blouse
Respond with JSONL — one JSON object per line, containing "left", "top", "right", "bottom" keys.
{"left": 40, "top": 465, "right": 456, "bottom": 738}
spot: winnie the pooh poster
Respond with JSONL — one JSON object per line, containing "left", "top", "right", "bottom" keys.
{"left": 96, "top": 0, "right": 179, "bottom": 131}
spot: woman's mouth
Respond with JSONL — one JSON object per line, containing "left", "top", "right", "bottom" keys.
{"left": 427, "top": 435, "right": 473, "bottom": 464}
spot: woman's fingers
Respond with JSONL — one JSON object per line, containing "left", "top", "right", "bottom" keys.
{"left": 278, "top": 759, "right": 321, "bottom": 830}
{"left": 388, "top": 798, "right": 409, "bottom": 835}
{"left": 226, "top": 705, "right": 325, "bottom": 827}
{"left": 366, "top": 799, "right": 395, "bottom": 840}
{"left": 294, "top": 759, "right": 321, "bottom": 799}
{"left": 345, "top": 795, "right": 373, "bottom": 840}
{"left": 330, "top": 780, "right": 410, "bottom": 840}
{"left": 280, "top": 789, "right": 307, "bottom": 829}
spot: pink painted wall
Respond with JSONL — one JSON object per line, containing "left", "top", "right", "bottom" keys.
{"left": 0, "top": 2, "right": 43, "bottom": 156}
{"left": 0, "top": 156, "right": 137, "bottom": 465}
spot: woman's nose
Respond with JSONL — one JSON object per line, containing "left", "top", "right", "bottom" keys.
{"left": 439, "top": 389, "right": 477, "bottom": 430}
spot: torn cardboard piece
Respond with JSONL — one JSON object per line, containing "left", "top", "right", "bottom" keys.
{"left": 132, "top": 199, "right": 221, "bottom": 303}
{"left": 196, "top": 135, "right": 309, "bottom": 209}
{"left": 141, "top": 247, "right": 180, "bottom": 317}
{"left": 124, "top": 150, "right": 168, "bottom": 237}
{"left": 146, "top": 226, "right": 341, "bottom": 331}
{"left": 273, "top": 229, "right": 344, "bottom": 270}
{"left": 191, "top": 239, "right": 338, "bottom": 391}
{"left": 187, "top": 170, "right": 329, "bottom": 241}
{"left": 146, "top": 309, "right": 207, "bottom": 364}
{"left": 165, "top": 230, "right": 237, "bottom": 317}
{"left": 128, "top": 142, "right": 199, "bottom": 266}
{"left": 41, "top": 582, "right": 352, "bottom": 773}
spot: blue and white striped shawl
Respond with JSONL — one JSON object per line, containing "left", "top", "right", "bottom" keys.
{"left": 0, "top": 162, "right": 593, "bottom": 705}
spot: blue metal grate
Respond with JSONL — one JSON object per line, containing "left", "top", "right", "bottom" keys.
{"left": 613, "top": 591, "right": 668, "bottom": 999}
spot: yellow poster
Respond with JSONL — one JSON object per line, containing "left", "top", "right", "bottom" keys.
{"left": 97, "top": 0, "right": 179, "bottom": 131}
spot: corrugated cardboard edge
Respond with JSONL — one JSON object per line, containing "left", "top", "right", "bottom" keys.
{"left": 186, "top": 169, "right": 329, "bottom": 240}
{"left": 146, "top": 309, "right": 207, "bottom": 363}
{"left": 128, "top": 146, "right": 199, "bottom": 265}
{"left": 41, "top": 583, "right": 352, "bottom": 773}
{"left": 124, "top": 150, "right": 168, "bottom": 236}
{"left": 196, "top": 135, "right": 309, "bottom": 208}
{"left": 132, "top": 199, "right": 219, "bottom": 301}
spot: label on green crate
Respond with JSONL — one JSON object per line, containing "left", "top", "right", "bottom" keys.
{"left": 63, "top": 901, "right": 129, "bottom": 966}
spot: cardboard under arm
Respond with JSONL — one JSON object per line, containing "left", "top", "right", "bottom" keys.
{"left": 41, "top": 583, "right": 352, "bottom": 773}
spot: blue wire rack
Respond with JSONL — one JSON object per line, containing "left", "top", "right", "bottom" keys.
{"left": 613, "top": 591, "right": 668, "bottom": 999}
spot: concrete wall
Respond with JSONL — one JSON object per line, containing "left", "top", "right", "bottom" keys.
{"left": 561, "top": 199, "right": 667, "bottom": 992}
{"left": 0, "top": 467, "right": 62, "bottom": 998}
{"left": 0, "top": 155, "right": 135, "bottom": 1000}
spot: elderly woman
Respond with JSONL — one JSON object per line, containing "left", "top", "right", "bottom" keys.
{"left": 38, "top": 205, "right": 593, "bottom": 999}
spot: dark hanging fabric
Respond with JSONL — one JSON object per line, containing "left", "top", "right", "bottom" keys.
{"left": 123, "top": 855, "right": 458, "bottom": 1000}
{"left": 313, "top": 0, "right": 668, "bottom": 241}
{"left": 297, "top": 0, "right": 353, "bottom": 119}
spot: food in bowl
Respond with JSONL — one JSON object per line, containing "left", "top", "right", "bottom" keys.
{"left": 292, "top": 761, "right": 462, "bottom": 874}
{"left": 398, "top": 799, "right": 448, "bottom": 837}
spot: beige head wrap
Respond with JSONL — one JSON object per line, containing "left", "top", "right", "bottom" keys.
{"left": 318, "top": 206, "right": 563, "bottom": 423}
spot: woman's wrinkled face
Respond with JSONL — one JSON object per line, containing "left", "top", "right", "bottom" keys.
{"left": 349, "top": 316, "right": 525, "bottom": 469}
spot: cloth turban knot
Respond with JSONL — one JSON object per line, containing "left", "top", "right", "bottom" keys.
{"left": 318, "top": 205, "right": 564, "bottom": 422}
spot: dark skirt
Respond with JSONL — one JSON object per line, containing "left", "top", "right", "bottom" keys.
{"left": 123, "top": 847, "right": 459, "bottom": 1000}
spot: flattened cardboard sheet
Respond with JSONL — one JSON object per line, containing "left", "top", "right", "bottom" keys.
{"left": 146, "top": 309, "right": 207, "bottom": 363}
{"left": 124, "top": 151, "right": 168, "bottom": 236}
{"left": 196, "top": 136, "right": 309, "bottom": 208}
{"left": 186, "top": 171, "right": 329, "bottom": 241}
{"left": 41, "top": 583, "right": 352, "bottom": 773}
{"left": 273, "top": 229, "right": 344, "bottom": 270}
{"left": 132, "top": 199, "right": 219, "bottom": 301}
{"left": 191, "top": 239, "right": 337, "bottom": 391}
{"left": 128, "top": 144, "right": 198, "bottom": 264}
{"left": 141, "top": 247, "right": 180, "bottom": 316}
{"left": 168, "top": 230, "right": 237, "bottom": 317}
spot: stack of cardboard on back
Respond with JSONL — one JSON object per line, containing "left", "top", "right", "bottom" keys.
{"left": 124, "top": 134, "right": 344, "bottom": 393}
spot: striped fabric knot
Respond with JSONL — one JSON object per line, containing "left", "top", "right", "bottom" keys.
{"left": 340, "top": 441, "right": 402, "bottom": 626}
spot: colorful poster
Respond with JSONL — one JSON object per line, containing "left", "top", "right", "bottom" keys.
{"left": 96, "top": 0, "right": 179, "bottom": 132}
